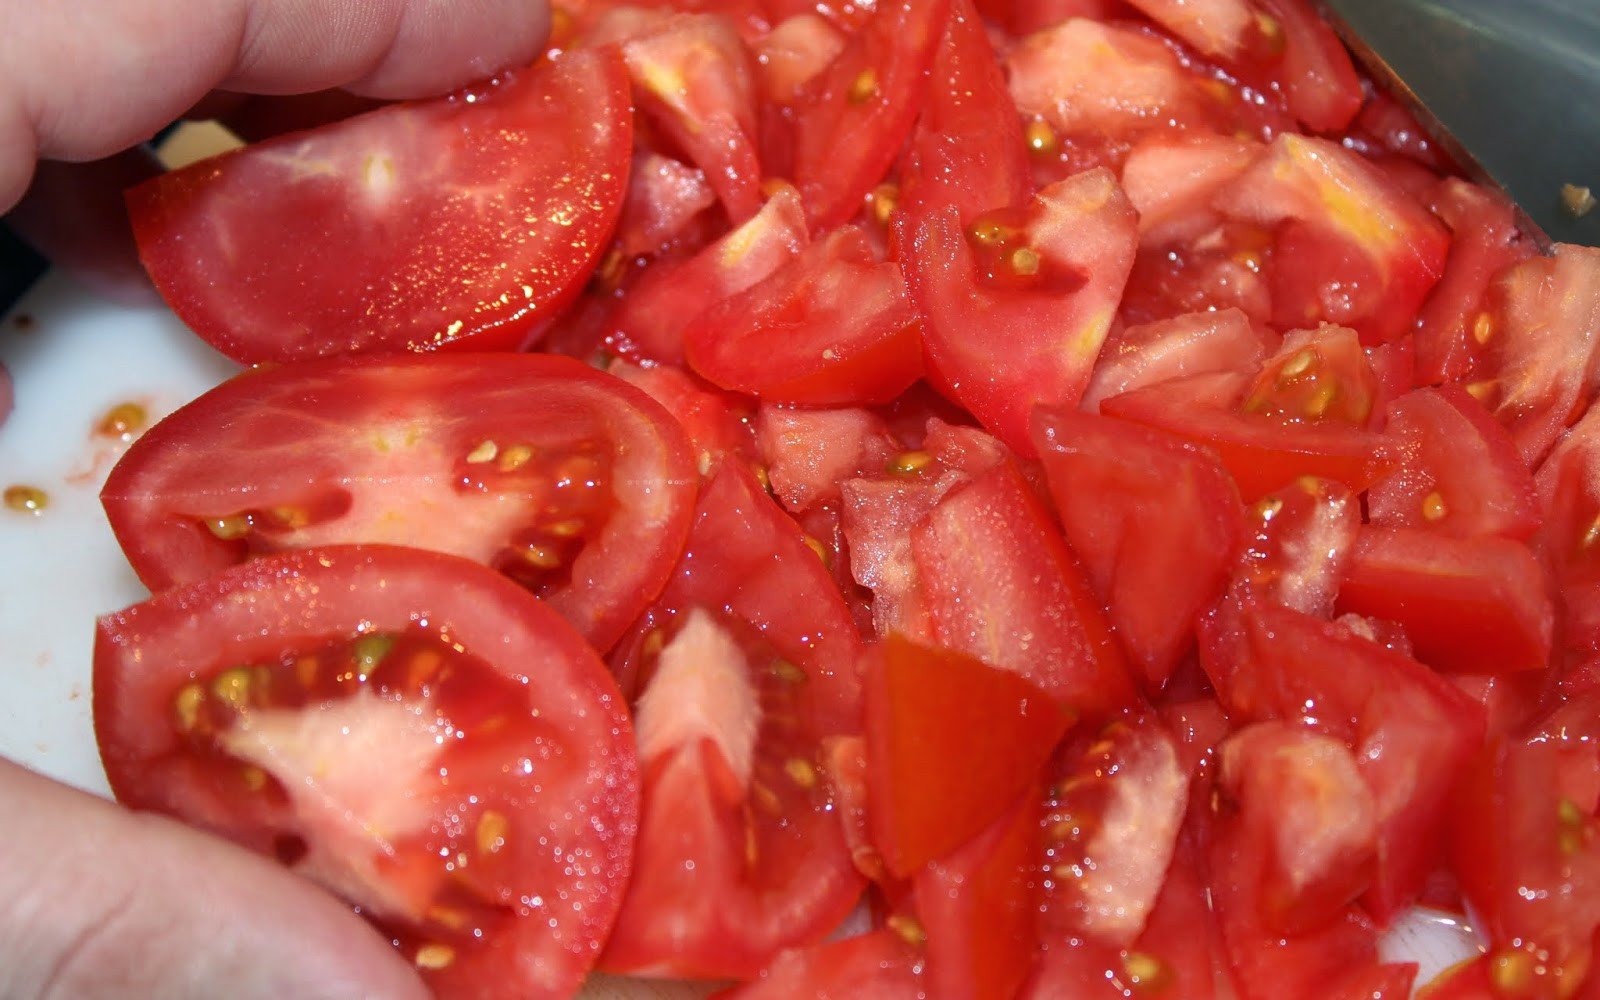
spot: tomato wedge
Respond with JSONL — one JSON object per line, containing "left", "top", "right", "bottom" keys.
{"left": 1081, "top": 307, "right": 1274, "bottom": 412}
{"left": 601, "top": 465, "right": 865, "bottom": 978}
{"left": 908, "top": 167, "right": 1139, "bottom": 455}
{"left": 717, "top": 930, "right": 924, "bottom": 998}
{"left": 101, "top": 354, "right": 695, "bottom": 653}
{"left": 128, "top": 50, "right": 633, "bottom": 363}
{"left": 94, "top": 545, "right": 638, "bottom": 1000}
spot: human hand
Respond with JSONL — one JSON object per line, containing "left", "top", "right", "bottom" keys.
{"left": 0, "top": 2, "right": 550, "bottom": 996}
{"left": 0, "top": 0, "right": 551, "bottom": 301}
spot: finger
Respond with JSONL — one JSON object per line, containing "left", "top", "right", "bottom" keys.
{"left": 0, "top": 759, "right": 430, "bottom": 1000}
{"left": 5, "top": 152, "right": 162, "bottom": 305}
{"left": 0, "top": 0, "right": 551, "bottom": 211}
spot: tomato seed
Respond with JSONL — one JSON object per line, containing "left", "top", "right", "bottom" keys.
{"left": 1009, "top": 246, "right": 1042, "bottom": 277}
{"left": 172, "top": 683, "right": 205, "bottom": 732}
{"left": 887, "top": 450, "right": 933, "bottom": 476}
{"left": 1024, "top": 118, "right": 1057, "bottom": 156}
{"left": 1422, "top": 492, "right": 1449, "bottom": 522}
{"left": 783, "top": 757, "right": 818, "bottom": 789}
{"left": 498, "top": 444, "right": 535, "bottom": 472}
{"left": 847, "top": 68, "right": 878, "bottom": 104}
{"left": 465, "top": 440, "right": 499, "bottom": 464}
{"left": 3, "top": 485, "right": 48, "bottom": 515}
{"left": 211, "top": 667, "right": 255, "bottom": 711}
{"left": 476, "top": 810, "right": 510, "bottom": 855}
{"left": 1122, "top": 951, "right": 1170, "bottom": 992}
{"left": 1472, "top": 311, "right": 1496, "bottom": 345}
{"left": 769, "top": 659, "right": 807, "bottom": 685}
{"left": 415, "top": 943, "right": 457, "bottom": 971}
{"left": 204, "top": 514, "right": 252, "bottom": 540}
{"left": 96, "top": 401, "right": 149, "bottom": 441}
{"left": 868, "top": 183, "right": 898, "bottom": 226}
{"left": 886, "top": 914, "right": 926, "bottom": 949}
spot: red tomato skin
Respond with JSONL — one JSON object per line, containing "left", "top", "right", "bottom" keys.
{"left": 1102, "top": 369, "right": 1396, "bottom": 502}
{"left": 715, "top": 930, "right": 925, "bottom": 999}
{"left": 129, "top": 50, "right": 633, "bottom": 363}
{"left": 908, "top": 168, "right": 1139, "bottom": 456}
{"left": 912, "top": 460, "right": 1140, "bottom": 719}
{"left": 790, "top": 0, "right": 949, "bottom": 231}
{"left": 1081, "top": 307, "right": 1275, "bottom": 413}
{"left": 614, "top": 151, "right": 716, "bottom": 257}
{"left": 1368, "top": 386, "right": 1540, "bottom": 542}
{"left": 914, "top": 791, "right": 1042, "bottom": 1000}
{"left": 93, "top": 545, "right": 639, "bottom": 1000}
{"left": 609, "top": 359, "right": 760, "bottom": 479}
{"left": 1032, "top": 406, "right": 1243, "bottom": 692}
{"left": 1335, "top": 525, "right": 1555, "bottom": 675}
{"left": 601, "top": 464, "right": 866, "bottom": 979}
{"left": 864, "top": 636, "right": 1070, "bottom": 878}
{"left": 1412, "top": 179, "right": 1536, "bottom": 386}
{"left": 1249, "top": 0, "right": 1363, "bottom": 132}
{"left": 101, "top": 354, "right": 696, "bottom": 654}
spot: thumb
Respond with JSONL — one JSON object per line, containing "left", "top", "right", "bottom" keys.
{"left": 0, "top": 758, "right": 430, "bottom": 1000}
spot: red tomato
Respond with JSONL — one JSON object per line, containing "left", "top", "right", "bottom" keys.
{"left": 1474, "top": 245, "right": 1600, "bottom": 466}
{"left": 1033, "top": 406, "right": 1243, "bottom": 691}
{"left": 128, "top": 51, "right": 633, "bottom": 363}
{"left": 609, "top": 359, "right": 760, "bottom": 478}
{"left": 1240, "top": 324, "right": 1380, "bottom": 426}
{"left": 608, "top": 184, "right": 809, "bottom": 364}
{"left": 1101, "top": 369, "right": 1396, "bottom": 502}
{"left": 1412, "top": 179, "right": 1537, "bottom": 386}
{"left": 615, "top": 150, "right": 717, "bottom": 257}
{"left": 1247, "top": 0, "right": 1363, "bottom": 132}
{"left": 1081, "top": 307, "right": 1275, "bottom": 412}
{"left": 907, "top": 168, "right": 1139, "bottom": 455}
{"left": 1537, "top": 407, "right": 1600, "bottom": 657}
{"left": 1119, "top": 219, "right": 1276, "bottom": 328}
{"left": 755, "top": 405, "right": 897, "bottom": 512}
{"left": 683, "top": 225, "right": 923, "bottom": 405}
{"left": 894, "top": 0, "right": 1030, "bottom": 237}
{"left": 1335, "top": 525, "right": 1554, "bottom": 675}
{"left": 754, "top": 14, "right": 847, "bottom": 105}
{"left": 1119, "top": 133, "right": 1264, "bottom": 248}
{"left": 912, "top": 791, "right": 1042, "bottom": 1000}
{"left": 790, "top": 0, "right": 948, "bottom": 230}
{"left": 101, "top": 354, "right": 695, "bottom": 653}
{"left": 601, "top": 464, "right": 866, "bottom": 978}
{"left": 912, "top": 459, "right": 1140, "bottom": 718}
{"left": 1229, "top": 475, "right": 1361, "bottom": 617}
{"left": 593, "top": 9, "right": 765, "bottom": 221}
{"left": 93, "top": 545, "right": 638, "bottom": 999}
{"left": 716, "top": 930, "right": 925, "bottom": 998}
{"left": 1125, "top": 0, "right": 1254, "bottom": 59}
{"left": 1217, "top": 134, "right": 1450, "bottom": 344}
{"left": 1368, "top": 386, "right": 1540, "bottom": 541}
{"left": 864, "top": 636, "right": 1070, "bottom": 878}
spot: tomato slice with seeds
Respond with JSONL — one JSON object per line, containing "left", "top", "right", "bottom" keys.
{"left": 1240, "top": 325, "right": 1379, "bottom": 426}
{"left": 683, "top": 225, "right": 922, "bottom": 405}
{"left": 907, "top": 167, "right": 1139, "bottom": 455}
{"left": 128, "top": 50, "right": 632, "bottom": 363}
{"left": 789, "top": 0, "right": 948, "bottom": 231}
{"left": 101, "top": 354, "right": 695, "bottom": 653}
{"left": 601, "top": 464, "right": 866, "bottom": 978}
{"left": 755, "top": 405, "right": 896, "bottom": 513}
{"left": 1081, "top": 307, "right": 1274, "bottom": 413}
{"left": 93, "top": 545, "right": 638, "bottom": 999}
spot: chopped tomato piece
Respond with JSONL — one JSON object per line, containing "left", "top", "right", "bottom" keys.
{"left": 101, "top": 354, "right": 696, "bottom": 653}
{"left": 1537, "top": 407, "right": 1600, "bottom": 657}
{"left": 716, "top": 930, "right": 924, "bottom": 998}
{"left": 1120, "top": 132, "right": 1264, "bottom": 248}
{"left": 1248, "top": 0, "right": 1363, "bottom": 132}
{"left": 790, "top": 0, "right": 948, "bottom": 230}
{"left": 615, "top": 150, "right": 716, "bottom": 258}
{"left": 754, "top": 14, "right": 846, "bottom": 104}
{"left": 1335, "top": 525, "right": 1554, "bottom": 675}
{"left": 912, "top": 460, "right": 1139, "bottom": 718}
{"left": 1082, "top": 307, "right": 1274, "bottom": 412}
{"left": 94, "top": 546, "right": 639, "bottom": 999}
{"left": 1125, "top": 0, "right": 1253, "bottom": 59}
{"left": 908, "top": 168, "right": 1139, "bottom": 455}
{"left": 684, "top": 225, "right": 922, "bottom": 405}
{"left": 1240, "top": 325, "right": 1379, "bottom": 426}
{"left": 601, "top": 465, "right": 866, "bottom": 978}
{"left": 1369, "top": 386, "right": 1539, "bottom": 541}
{"left": 755, "top": 405, "right": 896, "bottom": 512}
{"left": 610, "top": 359, "right": 759, "bottom": 478}
{"left": 1230, "top": 475, "right": 1361, "bottom": 617}
{"left": 1033, "top": 406, "right": 1243, "bottom": 691}
{"left": 864, "top": 636, "right": 1070, "bottom": 877}
{"left": 129, "top": 50, "right": 633, "bottom": 362}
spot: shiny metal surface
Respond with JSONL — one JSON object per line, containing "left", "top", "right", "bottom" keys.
{"left": 1320, "top": 0, "right": 1600, "bottom": 246}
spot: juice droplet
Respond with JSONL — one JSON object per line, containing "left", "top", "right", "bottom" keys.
{"left": 4, "top": 484, "right": 49, "bottom": 515}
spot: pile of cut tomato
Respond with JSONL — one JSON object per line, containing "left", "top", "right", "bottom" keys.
{"left": 91, "top": 0, "right": 1600, "bottom": 996}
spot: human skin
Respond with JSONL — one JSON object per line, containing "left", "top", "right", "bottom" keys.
{"left": 0, "top": 2, "right": 549, "bottom": 996}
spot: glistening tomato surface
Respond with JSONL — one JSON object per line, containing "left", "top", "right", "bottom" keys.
{"left": 128, "top": 50, "right": 633, "bottom": 363}
{"left": 93, "top": 546, "right": 638, "bottom": 1000}
{"left": 100, "top": 354, "right": 695, "bottom": 653}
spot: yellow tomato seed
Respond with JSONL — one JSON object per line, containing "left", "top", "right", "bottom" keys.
{"left": 211, "top": 667, "right": 254, "bottom": 711}
{"left": 97, "top": 401, "right": 149, "bottom": 440}
{"left": 887, "top": 914, "right": 927, "bottom": 949}
{"left": 172, "top": 683, "right": 206, "bottom": 732}
{"left": 1010, "top": 246, "right": 1042, "bottom": 277}
{"left": 499, "top": 444, "right": 535, "bottom": 472}
{"left": 466, "top": 439, "right": 499, "bottom": 464}
{"left": 1025, "top": 118, "right": 1058, "bottom": 156}
{"left": 476, "top": 809, "right": 510, "bottom": 855}
{"left": 887, "top": 450, "right": 934, "bottom": 476}
{"left": 204, "top": 514, "right": 252, "bottom": 540}
{"left": 3, "top": 484, "right": 48, "bottom": 515}
{"left": 848, "top": 68, "right": 879, "bottom": 104}
{"left": 1473, "top": 311, "right": 1496, "bottom": 345}
{"left": 784, "top": 757, "right": 818, "bottom": 789}
{"left": 1422, "top": 492, "right": 1449, "bottom": 522}
{"left": 415, "top": 944, "right": 456, "bottom": 970}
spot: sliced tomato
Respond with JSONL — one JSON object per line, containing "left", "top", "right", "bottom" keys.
{"left": 1101, "top": 369, "right": 1396, "bottom": 502}
{"left": 128, "top": 50, "right": 632, "bottom": 363}
{"left": 1450, "top": 736, "right": 1600, "bottom": 999}
{"left": 715, "top": 930, "right": 924, "bottom": 999}
{"left": 755, "top": 405, "right": 896, "bottom": 512}
{"left": 912, "top": 459, "right": 1139, "bottom": 718}
{"left": 1412, "top": 179, "right": 1537, "bottom": 386}
{"left": 1120, "top": 219, "right": 1277, "bottom": 329}
{"left": 609, "top": 184, "right": 809, "bottom": 364}
{"left": 790, "top": 0, "right": 948, "bottom": 231}
{"left": 754, "top": 14, "right": 847, "bottom": 105}
{"left": 1081, "top": 307, "right": 1274, "bottom": 412}
{"left": 912, "top": 791, "right": 1042, "bottom": 1000}
{"left": 864, "top": 635, "right": 1070, "bottom": 878}
{"left": 101, "top": 354, "right": 695, "bottom": 653}
{"left": 1240, "top": 325, "right": 1380, "bottom": 426}
{"left": 1474, "top": 244, "right": 1600, "bottom": 465}
{"left": 93, "top": 545, "right": 637, "bottom": 999}
{"left": 1246, "top": 0, "right": 1363, "bottom": 132}
{"left": 894, "top": 0, "right": 1030, "bottom": 237}
{"left": 908, "top": 167, "right": 1139, "bottom": 455}
{"left": 1125, "top": 0, "right": 1253, "bottom": 59}
{"left": 1119, "top": 132, "right": 1264, "bottom": 248}
{"left": 1230, "top": 475, "right": 1361, "bottom": 617}
{"left": 601, "top": 464, "right": 865, "bottom": 978}
{"left": 615, "top": 150, "right": 717, "bottom": 257}
{"left": 1537, "top": 408, "right": 1600, "bottom": 657}
{"left": 1369, "top": 386, "right": 1539, "bottom": 541}
{"left": 609, "top": 359, "right": 759, "bottom": 478}
{"left": 1216, "top": 134, "right": 1450, "bottom": 344}
{"left": 594, "top": 9, "right": 765, "bottom": 221}
{"left": 1335, "top": 525, "right": 1554, "bottom": 675}
{"left": 1033, "top": 406, "right": 1243, "bottom": 691}
{"left": 683, "top": 225, "right": 922, "bottom": 404}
